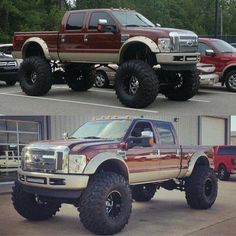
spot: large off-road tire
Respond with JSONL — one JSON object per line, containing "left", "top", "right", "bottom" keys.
{"left": 161, "top": 70, "right": 199, "bottom": 101}
{"left": 65, "top": 64, "right": 95, "bottom": 91}
{"left": 185, "top": 166, "right": 218, "bottom": 209}
{"left": 132, "top": 184, "right": 156, "bottom": 202}
{"left": 218, "top": 164, "right": 230, "bottom": 181}
{"left": 6, "top": 80, "right": 17, "bottom": 86}
{"left": 225, "top": 70, "right": 236, "bottom": 92}
{"left": 12, "top": 181, "right": 61, "bottom": 221}
{"left": 19, "top": 56, "right": 52, "bottom": 96}
{"left": 115, "top": 60, "right": 159, "bottom": 108}
{"left": 95, "top": 70, "right": 109, "bottom": 88}
{"left": 79, "top": 172, "right": 132, "bottom": 235}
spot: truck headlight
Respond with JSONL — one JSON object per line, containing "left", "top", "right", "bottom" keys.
{"left": 68, "top": 155, "right": 87, "bottom": 174}
{"left": 158, "top": 38, "right": 171, "bottom": 52}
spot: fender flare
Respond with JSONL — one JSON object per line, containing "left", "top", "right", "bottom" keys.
{"left": 118, "top": 36, "right": 160, "bottom": 64}
{"left": 83, "top": 152, "right": 129, "bottom": 180}
{"left": 222, "top": 64, "right": 236, "bottom": 80}
{"left": 22, "top": 37, "right": 51, "bottom": 60}
{"left": 185, "top": 151, "right": 209, "bottom": 177}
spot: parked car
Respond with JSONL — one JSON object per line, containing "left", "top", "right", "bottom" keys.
{"left": 0, "top": 52, "right": 19, "bottom": 86}
{"left": 95, "top": 63, "right": 219, "bottom": 88}
{"left": 199, "top": 38, "right": 236, "bottom": 92}
{"left": 213, "top": 145, "right": 236, "bottom": 180}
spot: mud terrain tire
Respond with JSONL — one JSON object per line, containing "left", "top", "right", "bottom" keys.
{"left": 19, "top": 56, "right": 52, "bottom": 96}
{"left": 185, "top": 166, "right": 218, "bottom": 209}
{"left": 66, "top": 64, "right": 95, "bottom": 91}
{"left": 115, "top": 60, "right": 159, "bottom": 108}
{"left": 161, "top": 70, "right": 199, "bottom": 101}
{"left": 79, "top": 172, "right": 132, "bottom": 235}
{"left": 132, "top": 184, "right": 156, "bottom": 202}
{"left": 12, "top": 181, "right": 61, "bottom": 221}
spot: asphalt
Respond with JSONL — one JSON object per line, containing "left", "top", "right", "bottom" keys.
{"left": 0, "top": 83, "right": 236, "bottom": 116}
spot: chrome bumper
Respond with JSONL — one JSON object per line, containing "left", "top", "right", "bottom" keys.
{"left": 18, "top": 169, "right": 89, "bottom": 190}
{"left": 156, "top": 52, "right": 199, "bottom": 65}
{"left": 200, "top": 73, "right": 219, "bottom": 86}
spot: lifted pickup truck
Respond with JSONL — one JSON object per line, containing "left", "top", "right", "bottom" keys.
{"left": 12, "top": 117, "right": 218, "bottom": 235}
{"left": 13, "top": 8, "right": 199, "bottom": 108}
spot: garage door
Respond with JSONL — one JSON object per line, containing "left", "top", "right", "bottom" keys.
{"left": 201, "top": 117, "right": 226, "bottom": 145}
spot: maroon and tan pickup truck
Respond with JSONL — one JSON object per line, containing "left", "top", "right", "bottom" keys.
{"left": 12, "top": 117, "right": 217, "bottom": 235}
{"left": 13, "top": 8, "right": 199, "bottom": 108}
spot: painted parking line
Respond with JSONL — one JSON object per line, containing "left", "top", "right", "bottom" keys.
{"left": 199, "top": 89, "right": 236, "bottom": 96}
{"left": 0, "top": 92, "right": 160, "bottom": 114}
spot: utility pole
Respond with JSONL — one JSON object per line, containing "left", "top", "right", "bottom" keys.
{"left": 214, "top": 0, "right": 219, "bottom": 38}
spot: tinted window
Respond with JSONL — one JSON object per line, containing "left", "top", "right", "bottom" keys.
{"left": 212, "top": 40, "right": 236, "bottom": 53}
{"left": 198, "top": 42, "right": 211, "bottom": 55}
{"left": 218, "top": 146, "right": 236, "bottom": 155}
{"left": 89, "top": 12, "right": 115, "bottom": 30}
{"left": 156, "top": 122, "right": 175, "bottom": 145}
{"left": 66, "top": 12, "right": 85, "bottom": 30}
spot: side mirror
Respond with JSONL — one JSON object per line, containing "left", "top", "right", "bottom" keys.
{"left": 156, "top": 23, "right": 161, "bottom": 27}
{"left": 97, "top": 19, "right": 117, "bottom": 34}
{"left": 127, "top": 136, "right": 154, "bottom": 149}
{"left": 205, "top": 49, "right": 216, "bottom": 57}
{"left": 141, "top": 131, "right": 154, "bottom": 138}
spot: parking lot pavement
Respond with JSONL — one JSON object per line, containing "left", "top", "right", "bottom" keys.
{"left": 0, "top": 176, "right": 235, "bottom": 236}
{"left": 0, "top": 83, "right": 236, "bottom": 116}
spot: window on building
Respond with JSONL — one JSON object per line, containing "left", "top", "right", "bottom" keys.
{"left": 0, "top": 120, "right": 41, "bottom": 183}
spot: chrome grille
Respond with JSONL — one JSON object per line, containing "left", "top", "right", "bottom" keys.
{"left": 179, "top": 36, "right": 198, "bottom": 53}
{"left": 23, "top": 149, "right": 56, "bottom": 173}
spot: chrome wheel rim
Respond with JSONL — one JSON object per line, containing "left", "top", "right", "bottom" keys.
{"left": 30, "top": 72, "right": 37, "bottom": 84}
{"left": 96, "top": 73, "right": 106, "bottom": 87}
{"left": 105, "top": 191, "right": 122, "bottom": 218}
{"left": 228, "top": 74, "right": 236, "bottom": 89}
{"left": 129, "top": 76, "right": 139, "bottom": 96}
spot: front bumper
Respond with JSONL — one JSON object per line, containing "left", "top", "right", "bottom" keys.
{"left": 18, "top": 169, "right": 89, "bottom": 190}
{"left": 231, "top": 169, "right": 236, "bottom": 174}
{"left": 156, "top": 52, "right": 199, "bottom": 65}
{"left": 200, "top": 73, "right": 219, "bottom": 86}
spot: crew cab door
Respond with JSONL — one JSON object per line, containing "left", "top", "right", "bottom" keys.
{"left": 58, "top": 11, "right": 86, "bottom": 61}
{"left": 83, "top": 11, "right": 121, "bottom": 64}
{"left": 154, "top": 121, "right": 182, "bottom": 179}
{"left": 125, "top": 121, "right": 161, "bottom": 184}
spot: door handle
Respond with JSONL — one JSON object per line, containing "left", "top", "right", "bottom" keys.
{"left": 83, "top": 34, "right": 88, "bottom": 43}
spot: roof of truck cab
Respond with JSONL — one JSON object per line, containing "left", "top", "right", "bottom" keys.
{"left": 67, "top": 8, "right": 136, "bottom": 13}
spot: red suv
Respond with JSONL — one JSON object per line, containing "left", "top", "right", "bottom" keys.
{"left": 199, "top": 38, "right": 236, "bottom": 92}
{"left": 213, "top": 145, "right": 236, "bottom": 180}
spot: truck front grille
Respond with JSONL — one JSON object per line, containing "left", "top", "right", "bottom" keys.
{"left": 179, "top": 36, "right": 198, "bottom": 53}
{"left": 23, "top": 150, "right": 56, "bottom": 173}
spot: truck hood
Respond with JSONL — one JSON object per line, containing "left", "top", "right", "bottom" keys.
{"left": 28, "top": 138, "right": 119, "bottom": 151}
{"left": 123, "top": 26, "right": 197, "bottom": 39}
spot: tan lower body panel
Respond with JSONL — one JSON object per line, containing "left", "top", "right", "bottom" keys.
{"left": 58, "top": 52, "right": 119, "bottom": 64}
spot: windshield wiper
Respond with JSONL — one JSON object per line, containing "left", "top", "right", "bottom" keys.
{"left": 83, "top": 136, "right": 103, "bottom": 139}
{"left": 125, "top": 24, "right": 141, "bottom": 27}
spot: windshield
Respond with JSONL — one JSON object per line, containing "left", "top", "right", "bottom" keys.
{"left": 212, "top": 40, "right": 236, "bottom": 53}
{"left": 70, "top": 119, "right": 132, "bottom": 140}
{"left": 112, "top": 11, "right": 155, "bottom": 28}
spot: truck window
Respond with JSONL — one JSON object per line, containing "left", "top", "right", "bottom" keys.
{"left": 198, "top": 42, "right": 211, "bottom": 55}
{"left": 218, "top": 146, "right": 236, "bottom": 155}
{"left": 130, "top": 121, "right": 155, "bottom": 142}
{"left": 155, "top": 122, "right": 175, "bottom": 145}
{"left": 66, "top": 12, "right": 85, "bottom": 31}
{"left": 89, "top": 12, "right": 116, "bottom": 30}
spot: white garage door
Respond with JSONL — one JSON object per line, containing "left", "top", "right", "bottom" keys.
{"left": 201, "top": 117, "right": 226, "bottom": 145}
